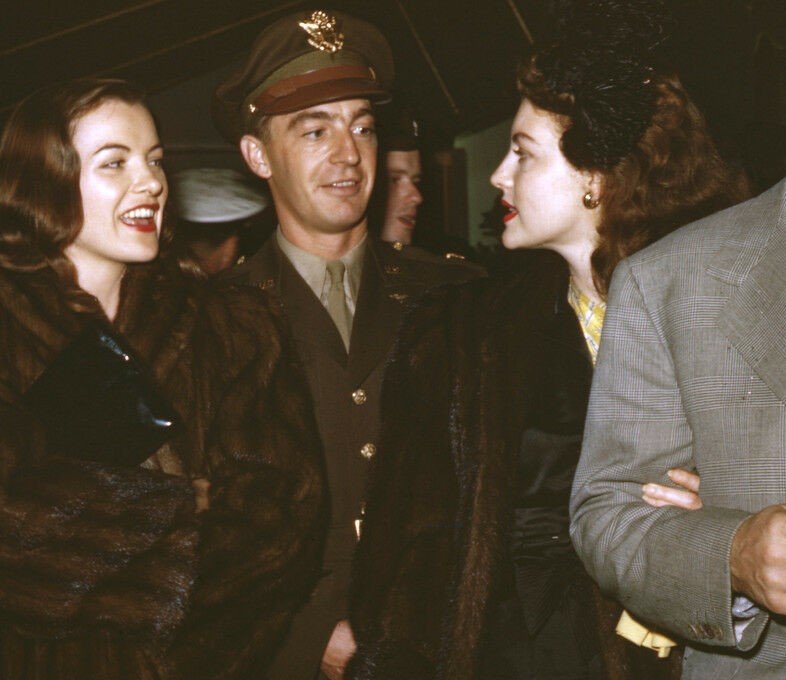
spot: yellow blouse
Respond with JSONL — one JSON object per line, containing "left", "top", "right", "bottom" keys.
{"left": 566, "top": 280, "right": 605, "bottom": 365}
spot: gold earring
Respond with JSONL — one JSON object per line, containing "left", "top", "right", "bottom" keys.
{"left": 583, "top": 192, "right": 600, "bottom": 209}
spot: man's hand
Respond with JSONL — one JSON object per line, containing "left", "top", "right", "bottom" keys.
{"left": 320, "top": 619, "right": 356, "bottom": 680}
{"left": 730, "top": 505, "right": 786, "bottom": 614}
{"left": 642, "top": 468, "right": 702, "bottom": 510}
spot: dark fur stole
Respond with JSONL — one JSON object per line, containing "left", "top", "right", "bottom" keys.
{"left": 0, "top": 260, "right": 325, "bottom": 678}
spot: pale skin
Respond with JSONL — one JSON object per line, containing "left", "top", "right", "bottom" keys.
{"left": 68, "top": 98, "right": 210, "bottom": 511}
{"left": 240, "top": 98, "right": 377, "bottom": 262}
{"left": 491, "top": 99, "right": 704, "bottom": 511}
{"left": 241, "top": 99, "right": 380, "bottom": 677}
{"left": 491, "top": 101, "right": 604, "bottom": 304}
{"left": 320, "top": 620, "right": 356, "bottom": 680}
{"left": 642, "top": 468, "right": 702, "bottom": 510}
{"left": 67, "top": 100, "right": 166, "bottom": 320}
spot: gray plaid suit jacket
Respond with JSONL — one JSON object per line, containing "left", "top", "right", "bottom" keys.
{"left": 571, "top": 178, "right": 786, "bottom": 679}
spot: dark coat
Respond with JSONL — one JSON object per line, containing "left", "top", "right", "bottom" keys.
{"left": 224, "top": 236, "right": 483, "bottom": 679}
{"left": 0, "top": 259, "right": 325, "bottom": 679}
{"left": 346, "top": 252, "right": 680, "bottom": 680}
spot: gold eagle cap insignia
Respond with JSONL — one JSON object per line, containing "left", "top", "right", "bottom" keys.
{"left": 299, "top": 11, "right": 345, "bottom": 53}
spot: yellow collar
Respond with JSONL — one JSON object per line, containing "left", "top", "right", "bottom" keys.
{"left": 567, "top": 280, "right": 606, "bottom": 365}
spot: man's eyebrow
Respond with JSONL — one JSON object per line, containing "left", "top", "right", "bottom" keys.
{"left": 286, "top": 110, "right": 333, "bottom": 130}
{"left": 286, "top": 107, "right": 375, "bottom": 131}
{"left": 350, "top": 107, "right": 374, "bottom": 122}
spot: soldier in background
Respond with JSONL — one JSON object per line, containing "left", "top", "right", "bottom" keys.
{"left": 378, "top": 110, "right": 423, "bottom": 246}
{"left": 170, "top": 168, "right": 272, "bottom": 275}
{"left": 375, "top": 108, "right": 478, "bottom": 260}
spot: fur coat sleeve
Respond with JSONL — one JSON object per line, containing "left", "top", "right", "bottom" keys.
{"left": 0, "top": 262, "right": 325, "bottom": 678}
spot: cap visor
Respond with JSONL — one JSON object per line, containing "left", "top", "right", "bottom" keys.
{"left": 260, "top": 78, "right": 391, "bottom": 115}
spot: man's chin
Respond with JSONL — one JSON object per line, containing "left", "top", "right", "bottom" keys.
{"left": 317, "top": 212, "right": 368, "bottom": 235}
{"left": 379, "top": 219, "right": 414, "bottom": 243}
{"left": 397, "top": 218, "right": 415, "bottom": 233}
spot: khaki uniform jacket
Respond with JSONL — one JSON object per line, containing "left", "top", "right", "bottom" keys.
{"left": 571, "top": 178, "right": 786, "bottom": 678}
{"left": 224, "top": 236, "right": 483, "bottom": 679}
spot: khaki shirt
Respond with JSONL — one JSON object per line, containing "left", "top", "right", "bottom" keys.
{"left": 276, "top": 227, "right": 365, "bottom": 315}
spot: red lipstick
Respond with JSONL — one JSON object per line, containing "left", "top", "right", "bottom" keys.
{"left": 501, "top": 199, "right": 519, "bottom": 223}
{"left": 120, "top": 204, "right": 159, "bottom": 233}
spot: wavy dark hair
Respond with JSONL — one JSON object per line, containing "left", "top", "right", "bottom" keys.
{"left": 518, "top": 0, "right": 751, "bottom": 298}
{"left": 0, "top": 78, "right": 174, "bottom": 308}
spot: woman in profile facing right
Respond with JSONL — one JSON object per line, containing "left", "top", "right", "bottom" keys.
{"left": 347, "top": 1, "right": 746, "bottom": 678}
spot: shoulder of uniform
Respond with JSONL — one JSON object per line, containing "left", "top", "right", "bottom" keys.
{"left": 374, "top": 240, "right": 485, "bottom": 288}
{"left": 378, "top": 240, "right": 476, "bottom": 267}
{"left": 215, "top": 238, "right": 277, "bottom": 287}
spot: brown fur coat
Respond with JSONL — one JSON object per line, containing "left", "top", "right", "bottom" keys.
{"left": 347, "top": 253, "right": 682, "bottom": 680}
{"left": 346, "top": 254, "right": 586, "bottom": 679}
{"left": 0, "top": 259, "right": 325, "bottom": 679}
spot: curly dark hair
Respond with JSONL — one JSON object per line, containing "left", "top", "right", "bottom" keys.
{"left": 0, "top": 78, "right": 174, "bottom": 310}
{"left": 518, "top": 0, "right": 750, "bottom": 297}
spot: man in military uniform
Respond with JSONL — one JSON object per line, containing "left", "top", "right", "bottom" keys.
{"left": 212, "top": 10, "right": 483, "bottom": 679}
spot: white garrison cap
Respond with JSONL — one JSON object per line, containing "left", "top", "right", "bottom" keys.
{"left": 172, "top": 168, "right": 269, "bottom": 223}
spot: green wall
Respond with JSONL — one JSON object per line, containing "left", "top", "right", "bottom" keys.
{"left": 455, "top": 117, "right": 512, "bottom": 246}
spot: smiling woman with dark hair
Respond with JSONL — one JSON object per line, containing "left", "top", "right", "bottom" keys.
{"left": 0, "top": 78, "right": 324, "bottom": 679}
{"left": 347, "top": 2, "right": 749, "bottom": 679}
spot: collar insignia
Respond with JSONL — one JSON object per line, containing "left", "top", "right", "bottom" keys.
{"left": 299, "top": 11, "right": 345, "bottom": 53}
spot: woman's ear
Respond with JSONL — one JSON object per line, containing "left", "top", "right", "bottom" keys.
{"left": 580, "top": 171, "right": 604, "bottom": 210}
{"left": 587, "top": 171, "right": 603, "bottom": 202}
{"left": 239, "top": 135, "right": 271, "bottom": 180}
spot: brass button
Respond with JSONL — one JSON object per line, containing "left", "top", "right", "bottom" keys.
{"left": 388, "top": 292, "right": 408, "bottom": 303}
{"left": 352, "top": 388, "right": 367, "bottom": 405}
{"left": 360, "top": 443, "right": 376, "bottom": 459}
{"left": 393, "top": 241, "right": 404, "bottom": 251}
{"left": 384, "top": 264, "right": 401, "bottom": 274}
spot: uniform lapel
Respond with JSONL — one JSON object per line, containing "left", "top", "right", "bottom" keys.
{"left": 347, "top": 242, "right": 404, "bottom": 384}
{"left": 716, "top": 180, "right": 786, "bottom": 403}
{"left": 234, "top": 238, "right": 348, "bottom": 366}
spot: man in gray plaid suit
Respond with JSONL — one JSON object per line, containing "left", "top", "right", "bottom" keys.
{"left": 571, "top": 177, "right": 786, "bottom": 678}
